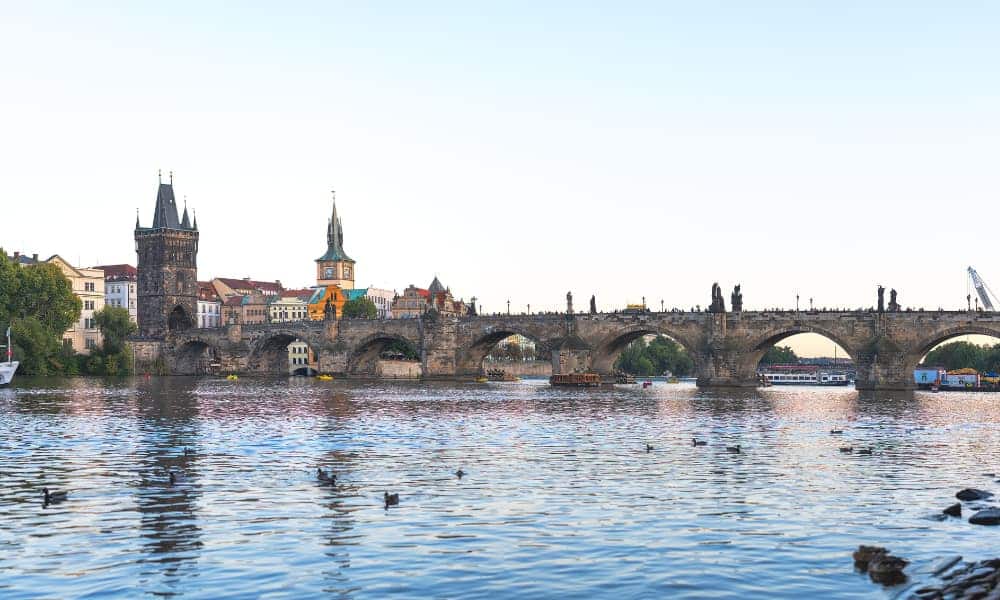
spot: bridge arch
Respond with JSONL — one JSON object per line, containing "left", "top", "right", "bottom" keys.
{"left": 458, "top": 328, "right": 552, "bottom": 377}
{"left": 173, "top": 337, "right": 222, "bottom": 375}
{"left": 346, "top": 332, "right": 422, "bottom": 377}
{"left": 905, "top": 324, "right": 1000, "bottom": 375}
{"left": 246, "top": 330, "right": 323, "bottom": 376}
{"left": 742, "top": 326, "right": 857, "bottom": 374}
{"left": 590, "top": 325, "right": 702, "bottom": 376}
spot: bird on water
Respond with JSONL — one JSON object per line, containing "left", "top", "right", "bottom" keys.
{"left": 646, "top": 443, "right": 654, "bottom": 453}
{"left": 692, "top": 439, "right": 707, "bottom": 446}
{"left": 384, "top": 492, "right": 400, "bottom": 509}
{"left": 840, "top": 447, "right": 853, "bottom": 453}
{"left": 455, "top": 469, "right": 465, "bottom": 479}
{"left": 726, "top": 445, "right": 741, "bottom": 454}
{"left": 317, "top": 468, "right": 335, "bottom": 484}
{"left": 42, "top": 487, "right": 68, "bottom": 506}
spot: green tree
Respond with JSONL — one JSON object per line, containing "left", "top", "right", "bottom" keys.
{"left": 342, "top": 297, "right": 377, "bottom": 319}
{"left": 759, "top": 345, "right": 798, "bottom": 366}
{"left": 614, "top": 335, "right": 694, "bottom": 376}
{"left": 923, "top": 340, "right": 1000, "bottom": 373}
{"left": 383, "top": 339, "right": 419, "bottom": 360}
{"left": 0, "top": 250, "right": 81, "bottom": 375}
{"left": 93, "top": 305, "right": 137, "bottom": 354}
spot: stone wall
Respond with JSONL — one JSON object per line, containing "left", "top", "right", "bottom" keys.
{"left": 377, "top": 360, "right": 422, "bottom": 379}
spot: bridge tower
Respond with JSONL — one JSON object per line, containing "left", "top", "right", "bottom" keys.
{"left": 315, "top": 191, "right": 355, "bottom": 290}
{"left": 134, "top": 172, "right": 199, "bottom": 338}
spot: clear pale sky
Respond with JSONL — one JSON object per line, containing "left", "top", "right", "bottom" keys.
{"left": 4, "top": 2, "right": 999, "bottom": 357}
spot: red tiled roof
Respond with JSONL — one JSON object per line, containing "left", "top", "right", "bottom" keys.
{"left": 216, "top": 277, "right": 284, "bottom": 293}
{"left": 198, "top": 281, "right": 220, "bottom": 302}
{"left": 94, "top": 264, "right": 137, "bottom": 280}
{"left": 223, "top": 296, "right": 244, "bottom": 306}
{"left": 281, "top": 288, "right": 314, "bottom": 299}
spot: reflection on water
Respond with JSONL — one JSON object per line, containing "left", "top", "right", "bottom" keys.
{"left": 1, "top": 378, "right": 999, "bottom": 599}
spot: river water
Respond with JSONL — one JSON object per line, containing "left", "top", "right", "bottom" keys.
{"left": 0, "top": 377, "right": 998, "bottom": 599}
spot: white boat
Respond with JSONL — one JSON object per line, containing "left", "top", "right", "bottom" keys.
{"left": 0, "top": 327, "right": 18, "bottom": 386}
{"left": 760, "top": 365, "right": 850, "bottom": 386}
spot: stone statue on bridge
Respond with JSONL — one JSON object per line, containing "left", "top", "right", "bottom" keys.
{"left": 888, "top": 289, "right": 900, "bottom": 312}
{"left": 324, "top": 296, "right": 336, "bottom": 321}
{"left": 590, "top": 295, "right": 597, "bottom": 314}
{"left": 731, "top": 284, "right": 743, "bottom": 313}
{"left": 566, "top": 291, "right": 573, "bottom": 314}
{"left": 877, "top": 285, "right": 885, "bottom": 313}
{"left": 710, "top": 283, "right": 726, "bottom": 313}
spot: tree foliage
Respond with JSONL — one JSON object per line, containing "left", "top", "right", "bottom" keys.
{"left": 94, "top": 305, "right": 137, "bottom": 354}
{"left": 0, "top": 250, "right": 82, "bottom": 375}
{"left": 381, "top": 339, "right": 420, "bottom": 360}
{"left": 342, "top": 297, "right": 377, "bottom": 319}
{"left": 614, "top": 335, "right": 694, "bottom": 376}
{"left": 758, "top": 345, "right": 799, "bottom": 366}
{"left": 923, "top": 341, "right": 1000, "bottom": 373}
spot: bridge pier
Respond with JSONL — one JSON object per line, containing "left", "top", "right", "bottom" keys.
{"left": 853, "top": 348, "right": 914, "bottom": 391}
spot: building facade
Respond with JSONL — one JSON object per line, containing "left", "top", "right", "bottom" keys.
{"left": 268, "top": 293, "right": 311, "bottom": 323}
{"left": 222, "top": 292, "right": 268, "bottom": 325}
{"left": 307, "top": 286, "right": 348, "bottom": 321}
{"left": 197, "top": 281, "right": 222, "bottom": 328}
{"left": 46, "top": 255, "right": 105, "bottom": 354}
{"left": 315, "top": 194, "right": 355, "bottom": 289}
{"left": 391, "top": 277, "right": 470, "bottom": 318}
{"left": 95, "top": 264, "right": 138, "bottom": 323}
{"left": 212, "top": 277, "right": 283, "bottom": 301}
{"left": 364, "top": 287, "right": 396, "bottom": 318}
{"left": 134, "top": 177, "right": 199, "bottom": 337}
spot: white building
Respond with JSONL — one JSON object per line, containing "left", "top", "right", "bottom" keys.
{"left": 197, "top": 281, "right": 222, "bottom": 328}
{"left": 95, "top": 264, "right": 138, "bottom": 323}
{"left": 47, "top": 256, "right": 104, "bottom": 354}
{"left": 364, "top": 287, "right": 397, "bottom": 318}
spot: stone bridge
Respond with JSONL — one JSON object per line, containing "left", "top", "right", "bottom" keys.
{"left": 137, "top": 309, "right": 1000, "bottom": 390}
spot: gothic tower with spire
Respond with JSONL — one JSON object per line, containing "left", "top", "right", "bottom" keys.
{"left": 134, "top": 172, "right": 199, "bottom": 337}
{"left": 315, "top": 192, "right": 355, "bottom": 289}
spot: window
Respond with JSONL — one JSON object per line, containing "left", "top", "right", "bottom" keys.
{"left": 84, "top": 282, "right": 95, "bottom": 292}
{"left": 84, "top": 300, "right": 94, "bottom": 310}
{"left": 85, "top": 338, "right": 98, "bottom": 350}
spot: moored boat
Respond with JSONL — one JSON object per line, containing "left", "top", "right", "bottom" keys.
{"left": 0, "top": 327, "right": 18, "bottom": 386}
{"left": 550, "top": 373, "right": 601, "bottom": 387}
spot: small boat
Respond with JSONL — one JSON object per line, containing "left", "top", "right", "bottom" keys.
{"left": 667, "top": 377, "right": 679, "bottom": 384}
{"left": 474, "top": 376, "right": 489, "bottom": 383}
{"left": 642, "top": 381, "right": 653, "bottom": 388}
{"left": 549, "top": 373, "right": 601, "bottom": 387}
{"left": 486, "top": 369, "right": 520, "bottom": 382}
{"left": 615, "top": 372, "right": 637, "bottom": 384}
{"left": 317, "top": 374, "right": 334, "bottom": 381}
{"left": 226, "top": 374, "right": 239, "bottom": 381}
{"left": 0, "top": 327, "right": 19, "bottom": 386}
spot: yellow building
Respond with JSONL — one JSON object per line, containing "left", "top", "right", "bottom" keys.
{"left": 46, "top": 255, "right": 105, "bottom": 355}
{"left": 307, "top": 286, "right": 348, "bottom": 321}
{"left": 315, "top": 193, "right": 355, "bottom": 290}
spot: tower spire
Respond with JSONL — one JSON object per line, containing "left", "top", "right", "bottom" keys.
{"left": 135, "top": 208, "right": 140, "bottom": 230}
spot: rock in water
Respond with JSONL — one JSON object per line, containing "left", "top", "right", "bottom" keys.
{"left": 956, "top": 488, "right": 994, "bottom": 501}
{"left": 969, "top": 508, "right": 1000, "bottom": 526}
{"left": 943, "top": 503, "right": 962, "bottom": 517}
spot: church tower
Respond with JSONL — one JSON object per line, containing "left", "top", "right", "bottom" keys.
{"left": 315, "top": 192, "right": 355, "bottom": 289}
{"left": 134, "top": 172, "right": 199, "bottom": 337}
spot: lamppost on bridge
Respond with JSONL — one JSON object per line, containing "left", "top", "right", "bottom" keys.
{"left": 507, "top": 299, "right": 510, "bottom": 315}
{"left": 527, "top": 303, "right": 531, "bottom": 315}
{"left": 796, "top": 294, "right": 800, "bottom": 312}
{"left": 810, "top": 297, "right": 814, "bottom": 311}
{"left": 661, "top": 299, "right": 664, "bottom": 313}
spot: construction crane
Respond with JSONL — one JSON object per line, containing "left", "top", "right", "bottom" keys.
{"left": 967, "top": 266, "right": 997, "bottom": 311}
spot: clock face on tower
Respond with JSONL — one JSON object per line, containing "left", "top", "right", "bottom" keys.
{"left": 324, "top": 267, "right": 334, "bottom": 279}
{"left": 344, "top": 266, "right": 352, "bottom": 279}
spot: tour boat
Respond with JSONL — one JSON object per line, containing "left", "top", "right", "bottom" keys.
{"left": 0, "top": 327, "right": 18, "bottom": 386}
{"left": 317, "top": 374, "right": 334, "bottom": 381}
{"left": 760, "top": 365, "right": 850, "bottom": 386}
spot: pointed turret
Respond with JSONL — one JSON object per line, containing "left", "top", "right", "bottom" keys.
{"left": 151, "top": 181, "right": 181, "bottom": 229}
{"left": 180, "top": 198, "right": 191, "bottom": 229}
{"left": 316, "top": 192, "right": 352, "bottom": 262}
{"left": 135, "top": 208, "right": 140, "bottom": 230}
{"left": 193, "top": 210, "right": 198, "bottom": 231}
{"left": 429, "top": 276, "right": 445, "bottom": 294}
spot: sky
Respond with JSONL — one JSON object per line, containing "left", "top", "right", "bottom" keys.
{"left": 3, "top": 1, "right": 1000, "bottom": 356}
